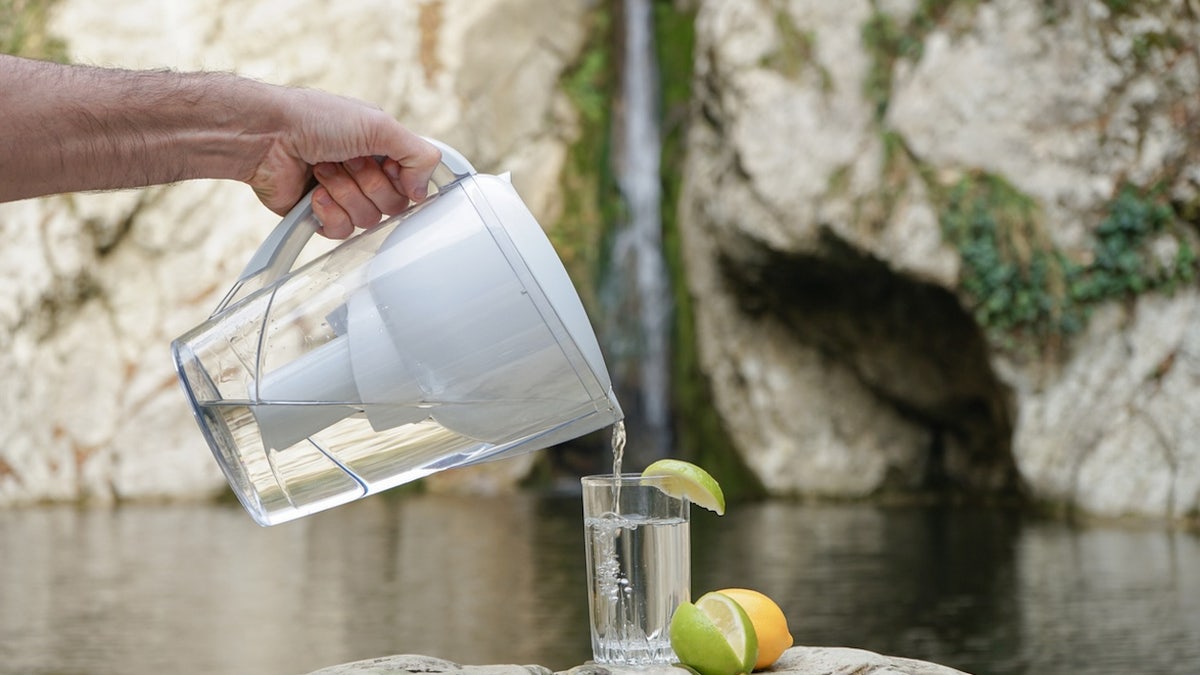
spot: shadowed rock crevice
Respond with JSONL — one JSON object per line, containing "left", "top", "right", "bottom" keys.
{"left": 717, "top": 228, "right": 1019, "bottom": 498}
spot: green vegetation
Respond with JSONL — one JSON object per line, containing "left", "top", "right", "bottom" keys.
{"left": 859, "top": 1, "right": 1198, "bottom": 352}
{"left": 553, "top": 6, "right": 622, "bottom": 314}
{"left": 1, "top": 0, "right": 67, "bottom": 59}
{"left": 861, "top": 0, "right": 978, "bottom": 119}
{"left": 1091, "top": 0, "right": 1188, "bottom": 67}
{"left": 1099, "top": 0, "right": 1137, "bottom": 15}
{"left": 655, "top": 0, "right": 763, "bottom": 500}
{"left": 1068, "top": 185, "right": 1196, "bottom": 302}
{"left": 760, "top": 6, "right": 829, "bottom": 89}
{"left": 937, "top": 174, "right": 1069, "bottom": 343}
{"left": 861, "top": 8, "right": 916, "bottom": 119}
{"left": 936, "top": 173, "right": 1197, "bottom": 347}
{"left": 1129, "top": 28, "right": 1185, "bottom": 67}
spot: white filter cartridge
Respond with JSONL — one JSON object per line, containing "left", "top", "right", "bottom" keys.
{"left": 252, "top": 334, "right": 358, "bottom": 451}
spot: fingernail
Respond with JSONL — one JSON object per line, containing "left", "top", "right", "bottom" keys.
{"left": 384, "top": 161, "right": 401, "bottom": 179}
{"left": 314, "top": 190, "right": 333, "bottom": 206}
{"left": 346, "top": 157, "right": 367, "bottom": 172}
{"left": 315, "top": 163, "right": 336, "bottom": 179}
{"left": 413, "top": 185, "right": 428, "bottom": 201}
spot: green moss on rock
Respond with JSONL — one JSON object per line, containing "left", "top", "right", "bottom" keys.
{"left": 935, "top": 173, "right": 1198, "bottom": 349}
{"left": 553, "top": 5, "right": 621, "bottom": 316}
{"left": 861, "top": 0, "right": 978, "bottom": 120}
{"left": 656, "top": 0, "right": 764, "bottom": 501}
{"left": 937, "top": 174, "right": 1069, "bottom": 344}
{"left": 1068, "top": 184, "right": 1196, "bottom": 303}
{"left": 856, "top": 0, "right": 1199, "bottom": 354}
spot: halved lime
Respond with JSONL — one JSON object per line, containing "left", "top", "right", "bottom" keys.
{"left": 641, "top": 458, "right": 726, "bottom": 515}
{"left": 670, "top": 591, "right": 759, "bottom": 675}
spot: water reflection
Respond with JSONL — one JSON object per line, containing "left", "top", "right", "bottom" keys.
{"left": 692, "top": 503, "right": 1026, "bottom": 672}
{"left": 0, "top": 497, "right": 1197, "bottom": 675}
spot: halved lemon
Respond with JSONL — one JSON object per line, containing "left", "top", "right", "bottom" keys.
{"left": 717, "top": 588, "right": 793, "bottom": 669}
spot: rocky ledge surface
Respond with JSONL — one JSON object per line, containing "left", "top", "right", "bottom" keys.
{"left": 302, "top": 648, "right": 970, "bottom": 675}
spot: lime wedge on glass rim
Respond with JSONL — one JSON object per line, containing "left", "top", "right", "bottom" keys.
{"left": 641, "top": 458, "right": 726, "bottom": 515}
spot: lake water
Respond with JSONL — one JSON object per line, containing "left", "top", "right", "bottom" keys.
{"left": 1, "top": 494, "right": 1197, "bottom": 675}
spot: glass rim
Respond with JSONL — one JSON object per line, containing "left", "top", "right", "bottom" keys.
{"left": 581, "top": 473, "right": 671, "bottom": 486}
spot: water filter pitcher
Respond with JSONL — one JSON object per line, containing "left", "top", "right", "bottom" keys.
{"left": 172, "top": 140, "right": 623, "bottom": 525}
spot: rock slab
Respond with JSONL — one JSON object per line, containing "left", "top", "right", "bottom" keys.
{"left": 302, "top": 649, "right": 970, "bottom": 675}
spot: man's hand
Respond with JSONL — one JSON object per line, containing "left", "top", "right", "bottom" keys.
{"left": 248, "top": 88, "right": 442, "bottom": 239}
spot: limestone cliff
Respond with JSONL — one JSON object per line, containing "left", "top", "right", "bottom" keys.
{"left": 679, "top": 0, "right": 1200, "bottom": 521}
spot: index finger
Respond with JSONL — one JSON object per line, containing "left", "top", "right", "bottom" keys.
{"left": 375, "top": 129, "right": 441, "bottom": 201}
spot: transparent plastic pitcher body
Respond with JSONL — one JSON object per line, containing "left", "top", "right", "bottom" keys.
{"left": 172, "top": 141, "right": 622, "bottom": 526}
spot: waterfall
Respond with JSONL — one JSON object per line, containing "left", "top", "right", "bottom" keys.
{"left": 602, "top": 0, "right": 672, "bottom": 464}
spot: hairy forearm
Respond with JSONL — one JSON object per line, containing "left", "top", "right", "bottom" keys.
{"left": 0, "top": 54, "right": 280, "bottom": 201}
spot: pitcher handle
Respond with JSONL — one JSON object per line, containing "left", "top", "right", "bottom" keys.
{"left": 213, "top": 138, "right": 476, "bottom": 314}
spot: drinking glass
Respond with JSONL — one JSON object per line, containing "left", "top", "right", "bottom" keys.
{"left": 582, "top": 474, "right": 691, "bottom": 665}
